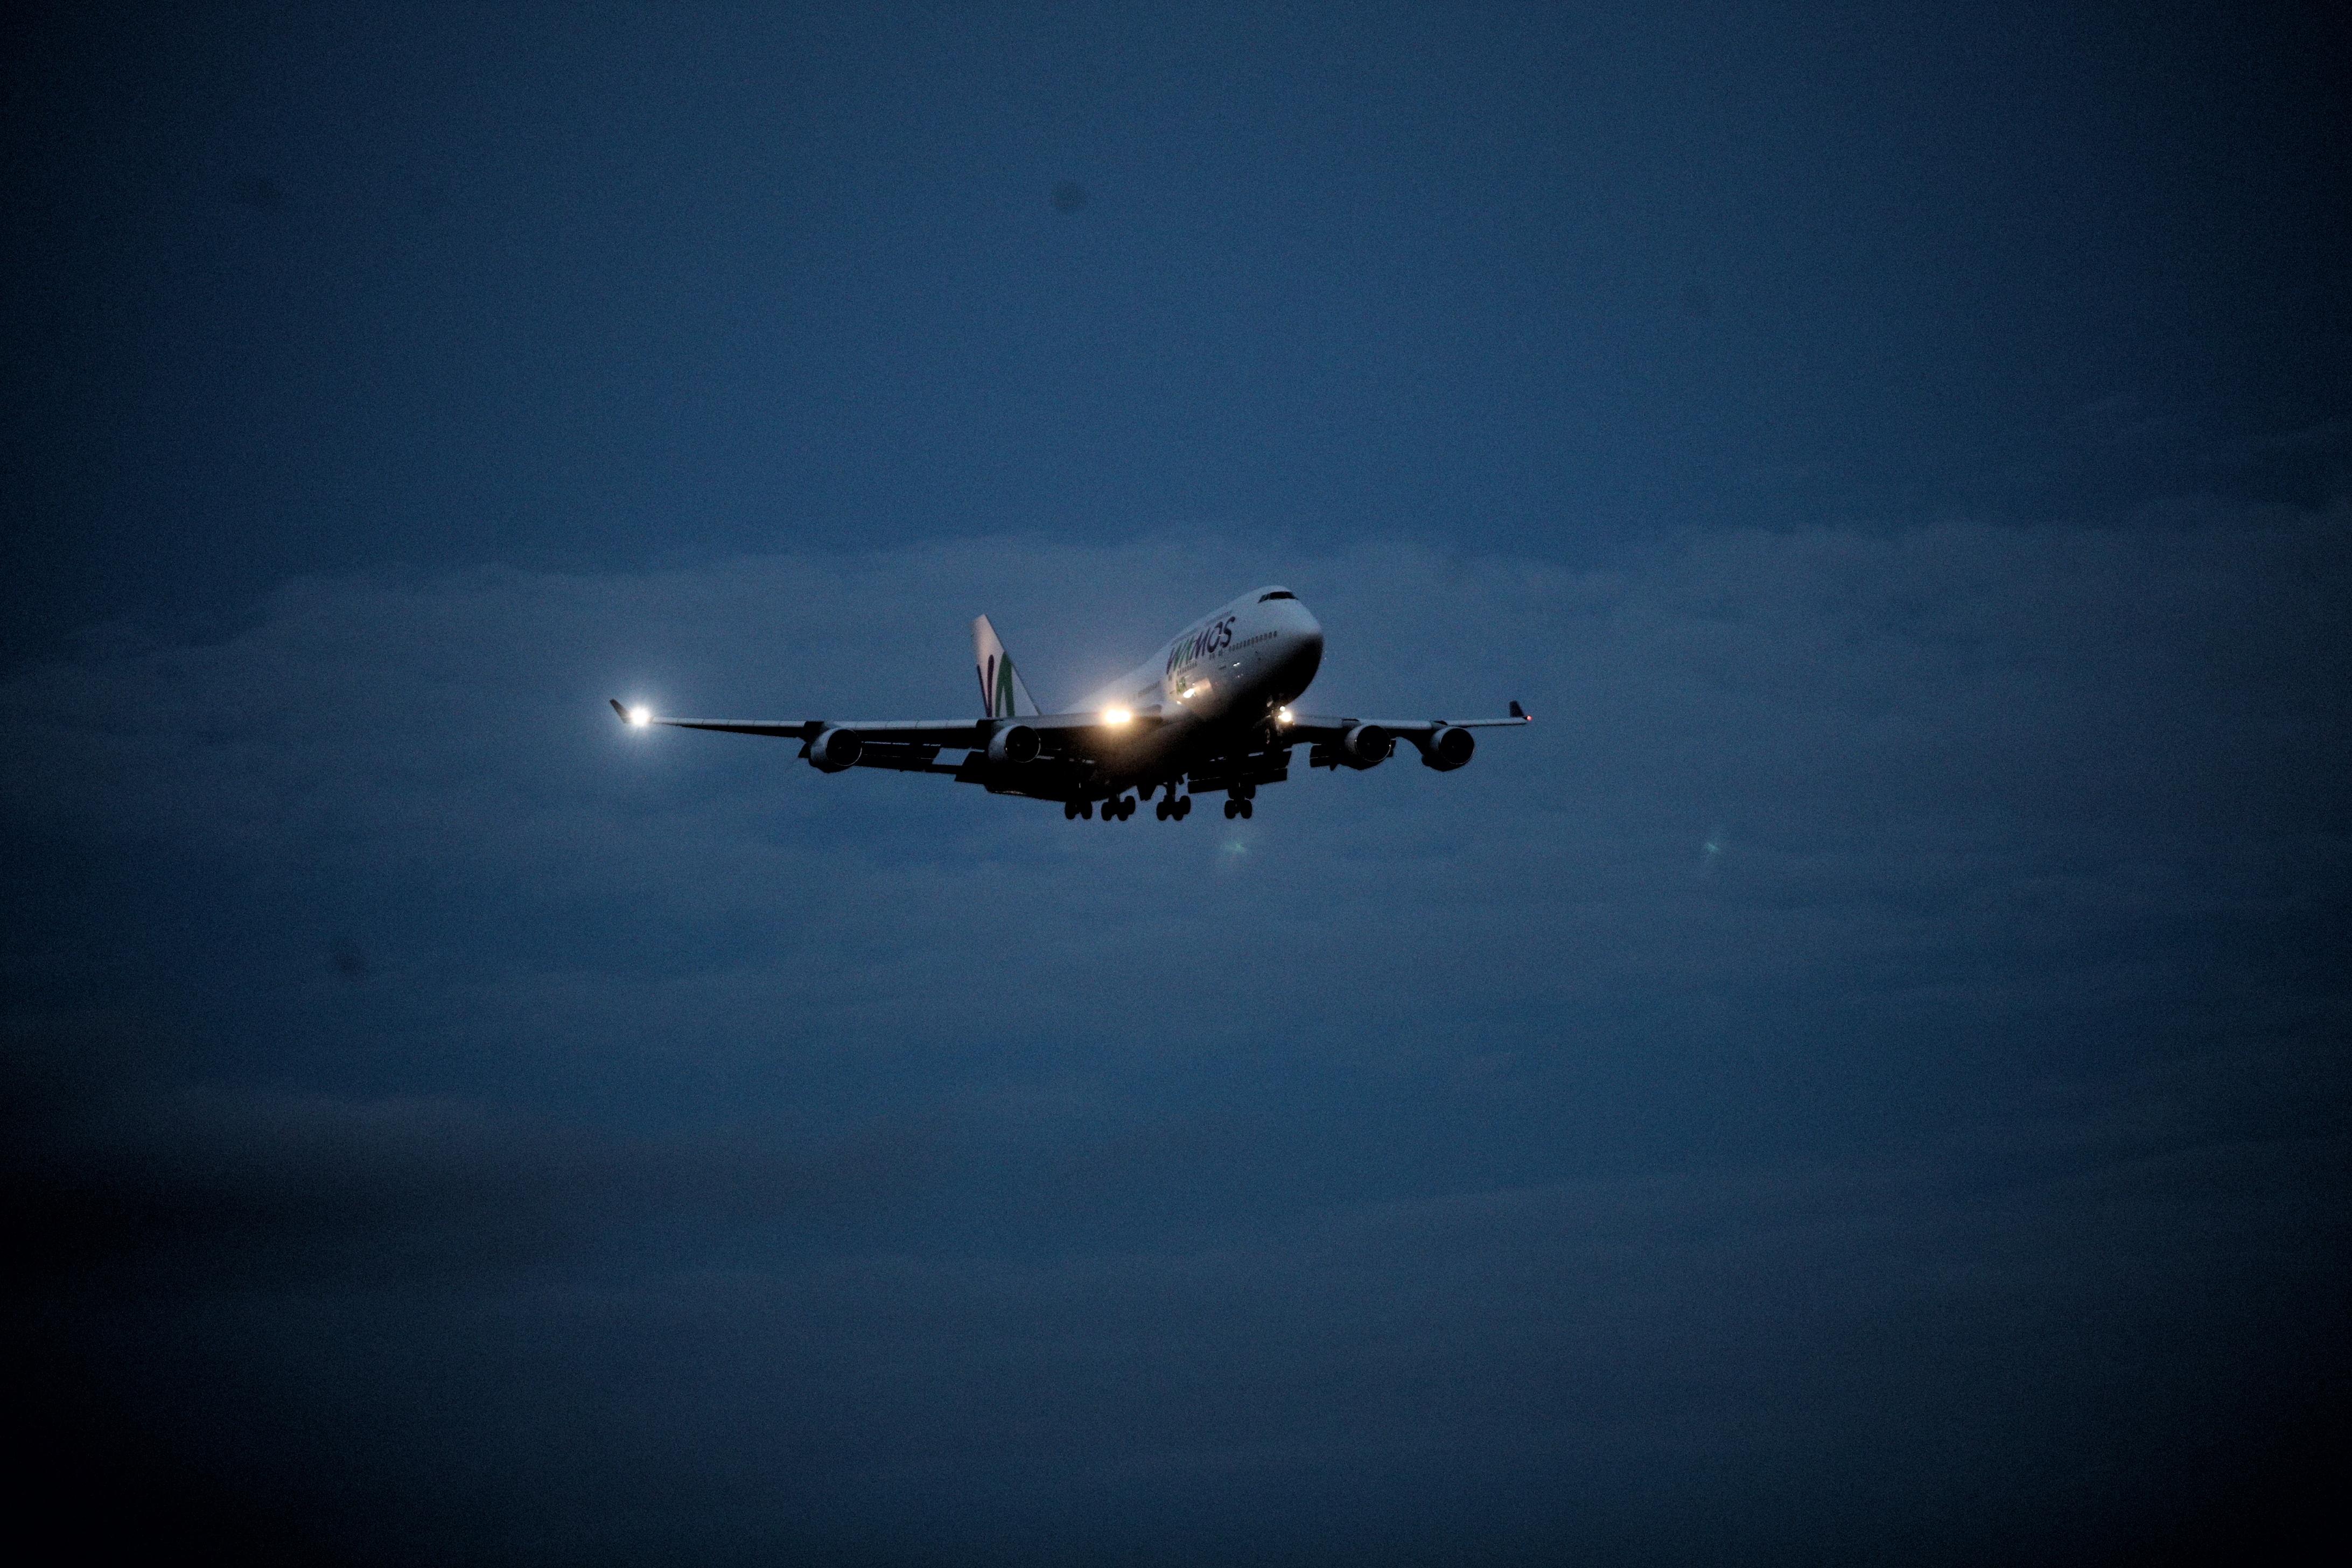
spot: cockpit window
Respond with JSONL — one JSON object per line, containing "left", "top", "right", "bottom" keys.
{"left": 1258, "top": 591, "right": 1295, "bottom": 601}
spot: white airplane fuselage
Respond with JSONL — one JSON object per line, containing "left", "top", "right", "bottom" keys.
{"left": 1072, "top": 587, "right": 1325, "bottom": 789}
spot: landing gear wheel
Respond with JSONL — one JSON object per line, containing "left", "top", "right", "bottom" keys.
{"left": 1155, "top": 800, "right": 1170, "bottom": 821}
{"left": 1178, "top": 795, "right": 1192, "bottom": 818}
{"left": 1080, "top": 801, "right": 1093, "bottom": 820}
{"left": 1063, "top": 801, "right": 1077, "bottom": 820}
{"left": 1240, "top": 800, "right": 1254, "bottom": 818}
{"left": 1223, "top": 799, "right": 1238, "bottom": 819}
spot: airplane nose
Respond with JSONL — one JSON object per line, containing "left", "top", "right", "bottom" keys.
{"left": 1286, "top": 610, "right": 1325, "bottom": 691}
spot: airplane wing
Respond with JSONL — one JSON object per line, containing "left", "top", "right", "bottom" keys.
{"left": 1282, "top": 701, "right": 1532, "bottom": 742}
{"left": 608, "top": 701, "right": 1165, "bottom": 775}
{"left": 611, "top": 702, "right": 984, "bottom": 746}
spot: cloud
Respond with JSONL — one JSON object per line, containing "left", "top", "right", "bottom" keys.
{"left": 1, "top": 1013, "right": 930, "bottom": 1290}
{"left": 3, "top": 514, "right": 2347, "bottom": 1561}
{"left": 12, "top": 516, "right": 2346, "bottom": 897}
{"left": 5, "top": 517, "right": 2344, "bottom": 1096}
{"left": 8, "top": 514, "right": 2345, "bottom": 1194}
{"left": 9, "top": 1012, "right": 2340, "bottom": 1565}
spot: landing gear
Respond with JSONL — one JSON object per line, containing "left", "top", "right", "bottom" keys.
{"left": 1154, "top": 798, "right": 1171, "bottom": 821}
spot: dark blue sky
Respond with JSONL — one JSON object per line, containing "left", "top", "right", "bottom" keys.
{"left": 5, "top": 4, "right": 2347, "bottom": 1564}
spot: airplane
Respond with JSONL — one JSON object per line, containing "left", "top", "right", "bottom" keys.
{"left": 610, "top": 585, "right": 1529, "bottom": 821}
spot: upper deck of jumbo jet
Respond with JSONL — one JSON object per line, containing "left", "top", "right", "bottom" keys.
{"left": 1164, "top": 586, "right": 1319, "bottom": 658}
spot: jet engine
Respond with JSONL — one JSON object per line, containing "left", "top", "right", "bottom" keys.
{"left": 1418, "top": 726, "right": 1475, "bottom": 771}
{"left": 806, "top": 727, "right": 864, "bottom": 773}
{"left": 987, "top": 723, "right": 1040, "bottom": 765}
{"left": 1337, "top": 723, "right": 1392, "bottom": 769}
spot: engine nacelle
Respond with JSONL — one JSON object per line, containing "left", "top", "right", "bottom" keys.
{"left": 1338, "top": 723, "right": 1392, "bottom": 769}
{"left": 986, "top": 723, "right": 1040, "bottom": 765}
{"left": 805, "top": 726, "right": 863, "bottom": 773}
{"left": 1418, "top": 725, "right": 1475, "bottom": 771}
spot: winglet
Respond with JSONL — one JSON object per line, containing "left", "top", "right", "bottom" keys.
{"left": 610, "top": 698, "right": 628, "bottom": 722}
{"left": 1509, "top": 701, "right": 1531, "bottom": 721}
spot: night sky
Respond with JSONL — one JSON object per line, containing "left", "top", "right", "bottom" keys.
{"left": 5, "top": 4, "right": 2348, "bottom": 1563}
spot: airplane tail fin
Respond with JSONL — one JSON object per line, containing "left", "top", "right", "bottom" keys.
{"left": 971, "top": 615, "right": 1041, "bottom": 719}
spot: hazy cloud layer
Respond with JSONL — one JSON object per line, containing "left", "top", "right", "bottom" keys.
{"left": 5, "top": 520, "right": 2346, "bottom": 1562}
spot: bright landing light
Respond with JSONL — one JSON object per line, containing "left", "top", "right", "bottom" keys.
{"left": 629, "top": 705, "right": 651, "bottom": 726}
{"left": 1102, "top": 706, "right": 1132, "bottom": 725}
{"left": 1276, "top": 706, "right": 1294, "bottom": 725}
